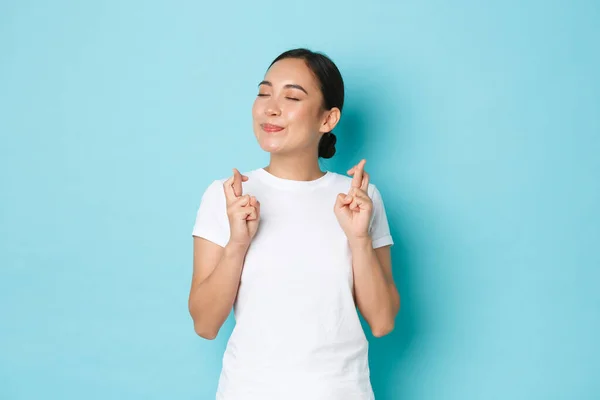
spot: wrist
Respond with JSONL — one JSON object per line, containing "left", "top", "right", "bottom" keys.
{"left": 348, "top": 235, "right": 373, "bottom": 250}
{"left": 225, "top": 240, "right": 250, "bottom": 255}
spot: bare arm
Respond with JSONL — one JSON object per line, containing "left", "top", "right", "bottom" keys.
{"left": 188, "top": 238, "right": 249, "bottom": 340}
{"left": 350, "top": 239, "right": 400, "bottom": 337}
{"left": 188, "top": 169, "right": 260, "bottom": 340}
{"left": 339, "top": 159, "right": 399, "bottom": 337}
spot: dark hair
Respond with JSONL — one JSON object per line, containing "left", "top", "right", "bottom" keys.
{"left": 269, "top": 48, "right": 344, "bottom": 159}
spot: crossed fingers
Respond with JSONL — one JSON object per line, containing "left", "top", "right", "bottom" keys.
{"left": 223, "top": 168, "right": 259, "bottom": 220}
{"left": 345, "top": 159, "right": 372, "bottom": 211}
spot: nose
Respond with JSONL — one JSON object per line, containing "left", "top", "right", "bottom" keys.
{"left": 265, "top": 97, "right": 281, "bottom": 116}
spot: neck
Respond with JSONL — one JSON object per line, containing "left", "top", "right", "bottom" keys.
{"left": 265, "top": 152, "right": 325, "bottom": 181}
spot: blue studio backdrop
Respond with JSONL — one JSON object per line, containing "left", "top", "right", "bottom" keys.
{"left": 1, "top": 1, "right": 598, "bottom": 399}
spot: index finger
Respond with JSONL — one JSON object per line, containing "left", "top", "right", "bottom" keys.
{"left": 351, "top": 159, "right": 366, "bottom": 188}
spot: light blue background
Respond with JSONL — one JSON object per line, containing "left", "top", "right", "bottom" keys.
{"left": 1, "top": 1, "right": 599, "bottom": 399}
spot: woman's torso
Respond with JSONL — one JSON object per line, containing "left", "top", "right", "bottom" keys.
{"left": 216, "top": 168, "right": 374, "bottom": 400}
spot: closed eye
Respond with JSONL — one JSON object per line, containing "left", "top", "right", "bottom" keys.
{"left": 257, "top": 93, "right": 270, "bottom": 97}
{"left": 285, "top": 97, "right": 300, "bottom": 101}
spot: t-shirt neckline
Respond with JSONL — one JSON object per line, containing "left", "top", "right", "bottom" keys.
{"left": 253, "top": 167, "right": 334, "bottom": 190}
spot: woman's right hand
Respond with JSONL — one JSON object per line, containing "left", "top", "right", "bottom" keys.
{"left": 223, "top": 168, "right": 261, "bottom": 247}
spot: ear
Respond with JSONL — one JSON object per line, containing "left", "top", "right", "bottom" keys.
{"left": 318, "top": 107, "right": 341, "bottom": 134}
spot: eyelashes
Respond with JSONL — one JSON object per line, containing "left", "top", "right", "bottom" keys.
{"left": 257, "top": 94, "right": 300, "bottom": 101}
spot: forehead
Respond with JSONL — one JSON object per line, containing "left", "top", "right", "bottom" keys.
{"left": 264, "top": 58, "right": 320, "bottom": 91}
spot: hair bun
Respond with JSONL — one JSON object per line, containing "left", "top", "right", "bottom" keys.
{"left": 318, "top": 132, "right": 337, "bottom": 159}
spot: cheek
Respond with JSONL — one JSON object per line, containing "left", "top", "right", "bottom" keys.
{"left": 252, "top": 99, "right": 262, "bottom": 119}
{"left": 285, "top": 104, "right": 314, "bottom": 125}
{"left": 287, "top": 105, "right": 322, "bottom": 139}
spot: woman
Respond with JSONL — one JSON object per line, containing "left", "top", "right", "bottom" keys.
{"left": 189, "top": 48, "right": 400, "bottom": 400}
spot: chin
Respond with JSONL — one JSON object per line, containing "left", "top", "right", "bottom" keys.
{"left": 256, "top": 133, "right": 286, "bottom": 153}
{"left": 258, "top": 141, "right": 285, "bottom": 154}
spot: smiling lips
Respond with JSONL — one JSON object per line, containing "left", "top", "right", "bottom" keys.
{"left": 261, "top": 123, "right": 284, "bottom": 133}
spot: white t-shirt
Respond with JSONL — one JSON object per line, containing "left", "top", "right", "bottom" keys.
{"left": 192, "top": 167, "right": 394, "bottom": 400}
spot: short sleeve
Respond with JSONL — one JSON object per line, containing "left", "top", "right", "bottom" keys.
{"left": 191, "top": 180, "right": 230, "bottom": 247}
{"left": 368, "top": 184, "right": 394, "bottom": 249}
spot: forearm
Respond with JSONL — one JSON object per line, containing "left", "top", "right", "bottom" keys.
{"left": 350, "top": 237, "right": 399, "bottom": 336}
{"left": 189, "top": 242, "right": 249, "bottom": 339}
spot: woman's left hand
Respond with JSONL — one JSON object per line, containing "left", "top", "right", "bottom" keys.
{"left": 334, "top": 159, "right": 373, "bottom": 243}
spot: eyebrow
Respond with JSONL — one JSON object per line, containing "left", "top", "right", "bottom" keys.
{"left": 258, "top": 80, "right": 308, "bottom": 95}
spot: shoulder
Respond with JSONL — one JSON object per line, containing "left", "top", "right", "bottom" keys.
{"left": 197, "top": 179, "right": 226, "bottom": 207}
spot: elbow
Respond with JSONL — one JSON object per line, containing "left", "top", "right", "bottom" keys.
{"left": 189, "top": 308, "right": 219, "bottom": 340}
{"left": 189, "top": 299, "right": 220, "bottom": 340}
{"left": 194, "top": 321, "right": 219, "bottom": 340}
{"left": 371, "top": 307, "right": 398, "bottom": 338}
{"left": 371, "top": 297, "right": 400, "bottom": 338}
{"left": 371, "top": 321, "right": 394, "bottom": 338}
